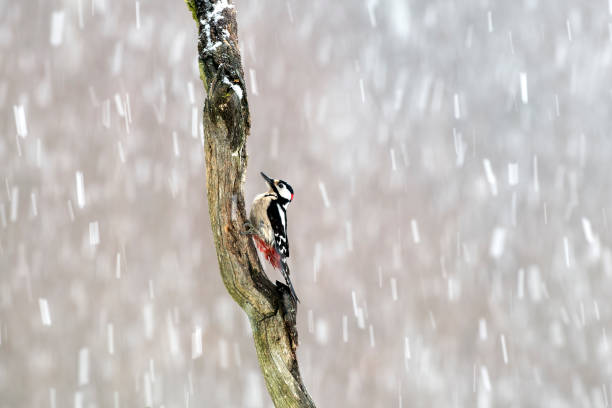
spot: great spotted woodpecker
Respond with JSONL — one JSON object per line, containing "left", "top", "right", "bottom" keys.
{"left": 244, "top": 172, "right": 298, "bottom": 302}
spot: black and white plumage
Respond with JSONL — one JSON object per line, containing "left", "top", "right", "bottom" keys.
{"left": 246, "top": 172, "right": 298, "bottom": 302}
{"left": 268, "top": 201, "right": 289, "bottom": 258}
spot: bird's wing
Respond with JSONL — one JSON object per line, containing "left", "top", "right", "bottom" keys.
{"left": 267, "top": 202, "right": 289, "bottom": 258}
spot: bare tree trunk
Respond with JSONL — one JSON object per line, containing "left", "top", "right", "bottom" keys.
{"left": 185, "top": 1, "right": 316, "bottom": 406}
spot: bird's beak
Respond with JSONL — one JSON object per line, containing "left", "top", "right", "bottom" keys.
{"left": 260, "top": 172, "right": 274, "bottom": 187}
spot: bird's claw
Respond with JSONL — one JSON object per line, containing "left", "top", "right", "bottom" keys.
{"left": 241, "top": 221, "right": 257, "bottom": 235}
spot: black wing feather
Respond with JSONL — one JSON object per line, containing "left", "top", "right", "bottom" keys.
{"left": 266, "top": 203, "right": 289, "bottom": 258}
{"left": 266, "top": 203, "right": 299, "bottom": 302}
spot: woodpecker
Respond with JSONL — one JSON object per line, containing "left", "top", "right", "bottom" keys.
{"left": 245, "top": 172, "right": 298, "bottom": 302}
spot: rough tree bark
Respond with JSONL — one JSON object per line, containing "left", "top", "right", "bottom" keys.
{"left": 185, "top": 1, "right": 316, "bottom": 407}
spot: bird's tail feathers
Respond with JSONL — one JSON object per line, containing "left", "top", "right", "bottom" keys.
{"left": 280, "top": 260, "right": 299, "bottom": 303}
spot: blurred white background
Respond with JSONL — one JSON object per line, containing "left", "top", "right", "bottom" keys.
{"left": 1, "top": 0, "right": 612, "bottom": 407}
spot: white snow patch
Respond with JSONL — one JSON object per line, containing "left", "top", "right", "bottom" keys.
{"left": 209, "top": 0, "right": 235, "bottom": 22}
{"left": 207, "top": 41, "right": 222, "bottom": 51}
{"left": 200, "top": 19, "right": 212, "bottom": 46}
{"left": 223, "top": 77, "right": 243, "bottom": 99}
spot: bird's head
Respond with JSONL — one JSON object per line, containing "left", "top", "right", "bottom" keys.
{"left": 261, "top": 172, "right": 294, "bottom": 204}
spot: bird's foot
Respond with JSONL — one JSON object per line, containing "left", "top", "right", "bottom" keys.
{"left": 240, "top": 221, "right": 257, "bottom": 236}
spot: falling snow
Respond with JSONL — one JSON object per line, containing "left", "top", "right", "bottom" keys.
{"left": 38, "top": 298, "right": 52, "bottom": 326}
{"left": 508, "top": 163, "right": 519, "bottom": 186}
{"left": 519, "top": 72, "right": 528, "bottom": 104}
{"left": 75, "top": 171, "right": 85, "bottom": 209}
{"left": 489, "top": 227, "right": 506, "bottom": 259}
{"left": 482, "top": 158, "right": 498, "bottom": 196}
{"left": 13, "top": 105, "right": 27, "bottom": 138}
{"left": 49, "top": 11, "right": 65, "bottom": 47}
{"left": 318, "top": 181, "right": 330, "bottom": 208}
{"left": 192, "top": 326, "right": 203, "bottom": 359}
{"left": 1, "top": 1, "right": 610, "bottom": 407}
{"left": 78, "top": 348, "right": 89, "bottom": 386}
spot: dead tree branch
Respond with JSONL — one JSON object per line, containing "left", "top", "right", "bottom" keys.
{"left": 185, "top": 1, "right": 316, "bottom": 406}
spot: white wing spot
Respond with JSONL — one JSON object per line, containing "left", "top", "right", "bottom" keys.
{"left": 278, "top": 204, "right": 286, "bottom": 228}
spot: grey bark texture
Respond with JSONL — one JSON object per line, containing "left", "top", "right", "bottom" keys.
{"left": 185, "top": 1, "right": 316, "bottom": 407}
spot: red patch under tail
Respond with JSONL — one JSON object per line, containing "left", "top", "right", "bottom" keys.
{"left": 253, "top": 235, "right": 282, "bottom": 270}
